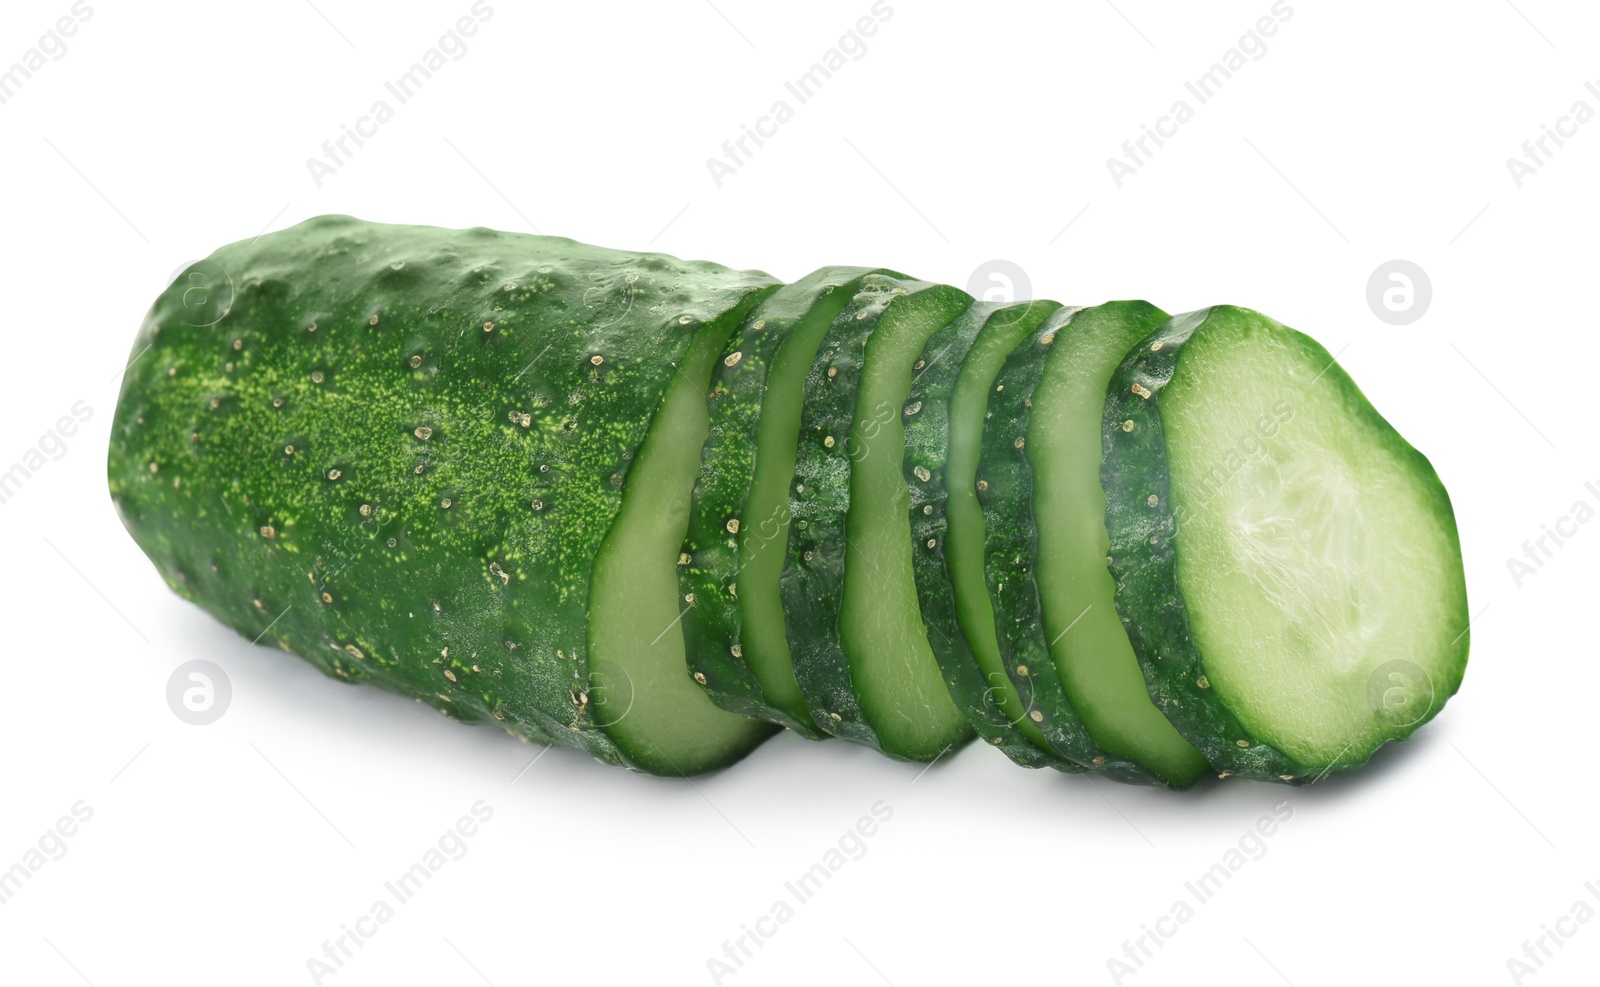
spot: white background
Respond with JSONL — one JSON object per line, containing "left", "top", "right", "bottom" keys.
{"left": 0, "top": 1, "right": 1594, "bottom": 984}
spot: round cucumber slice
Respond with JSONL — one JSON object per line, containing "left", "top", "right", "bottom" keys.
{"left": 981, "top": 314, "right": 1155, "bottom": 784}
{"left": 1029, "top": 302, "right": 1211, "bottom": 788}
{"left": 937, "top": 300, "right": 1082, "bottom": 771}
{"left": 784, "top": 275, "right": 974, "bottom": 760}
{"left": 681, "top": 268, "right": 895, "bottom": 737}
{"left": 839, "top": 282, "right": 976, "bottom": 761}
{"left": 1102, "top": 306, "right": 1469, "bottom": 781}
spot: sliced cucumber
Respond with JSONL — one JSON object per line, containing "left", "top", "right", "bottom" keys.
{"left": 785, "top": 276, "right": 974, "bottom": 759}
{"left": 114, "top": 215, "right": 1471, "bottom": 784}
{"left": 978, "top": 314, "right": 1152, "bottom": 782}
{"left": 589, "top": 303, "right": 781, "bottom": 774}
{"left": 1029, "top": 302, "right": 1211, "bottom": 788}
{"left": 1102, "top": 306, "right": 1469, "bottom": 780}
{"left": 681, "top": 268, "right": 892, "bottom": 737}
{"left": 931, "top": 299, "right": 1078, "bottom": 770}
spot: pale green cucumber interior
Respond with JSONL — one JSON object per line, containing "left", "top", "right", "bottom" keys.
{"left": 590, "top": 315, "right": 777, "bottom": 774}
{"left": 1163, "top": 307, "right": 1468, "bottom": 768}
{"left": 840, "top": 291, "right": 974, "bottom": 760}
{"left": 1030, "top": 302, "right": 1210, "bottom": 785}
{"left": 945, "top": 304, "right": 1062, "bottom": 753}
{"left": 736, "top": 284, "right": 863, "bottom": 731}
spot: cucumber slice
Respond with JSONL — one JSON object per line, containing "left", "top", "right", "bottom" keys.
{"left": 785, "top": 276, "right": 974, "bottom": 759}
{"left": 589, "top": 305, "right": 781, "bottom": 775}
{"left": 681, "top": 267, "right": 894, "bottom": 737}
{"left": 1029, "top": 302, "right": 1211, "bottom": 788}
{"left": 843, "top": 281, "right": 978, "bottom": 761}
{"left": 1102, "top": 306, "right": 1469, "bottom": 780}
{"left": 108, "top": 216, "right": 779, "bottom": 773}
{"left": 931, "top": 299, "right": 1080, "bottom": 770}
{"left": 979, "top": 314, "right": 1153, "bottom": 783}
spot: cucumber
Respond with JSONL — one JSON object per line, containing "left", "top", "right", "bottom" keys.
{"left": 1029, "top": 302, "right": 1211, "bottom": 787}
{"left": 112, "top": 215, "right": 1471, "bottom": 785}
{"left": 978, "top": 313, "right": 1155, "bottom": 784}
{"left": 784, "top": 275, "right": 974, "bottom": 759}
{"left": 1101, "top": 306, "right": 1469, "bottom": 780}
{"left": 924, "top": 299, "right": 1076, "bottom": 770}
{"left": 109, "top": 216, "right": 779, "bottom": 774}
{"left": 680, "top": 268, "right": 894, "bottom": 737}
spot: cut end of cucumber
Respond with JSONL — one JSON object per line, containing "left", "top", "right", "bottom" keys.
{"left": 1107, "top": 306, "right": 1468, "bottom": 778}
{"left": 589, "top": 296, "right": 781, "bottom": 776}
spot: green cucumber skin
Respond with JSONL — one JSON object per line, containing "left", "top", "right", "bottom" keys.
{"left": 1101, "top": 306, "right": 1466, "bottom": 782}
{"left": 584, "top": 301, "right": 782, "bottom": 775}
{"left": 1030, "top": 301, "right": 1212, "bottom": 789}
{"left": 781, "top": 278, "right": 893, "bottom": 746}
{"left": 1102, "top": 309, "right": 1303, "bottom": 781}
{"left": 908, "top": 300, "right": 1071, "bottom": 771}
{"left": 782, "top": 276, "right": 971, "bottom": 756}
{"left": 981, "top": 311, "right": 1160, "bottom": 785}
{"left": 681, "top": 267, "right": 893, "bottom": 736}
{"left": 109, "top": 216, "right": 778, "bottom": 773}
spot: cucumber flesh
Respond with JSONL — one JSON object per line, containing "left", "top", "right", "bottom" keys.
{"left": 906, "top": 299, "right": 1068, "bottom": 769}
{"left": 940, "top": 300, "right": 1078, "bottom": 768}
{"left": 784, "top": 280, "right": 907, "bottom": 748}
{"left": 732, "top": 268, "right": 896, "bottom": 732}
{"left": 784, "top": 277, "right": 973, "bottom": 758}
{"left": 840, "top": 285, "right": 976, "bottom": 761}
{"left": 1030, "top": 302, "right": 1211, "bottom": 787}
{"left": 1102, "top": 306, "right": 1469, "bottom": 778}
{"left": 980, "top": 317, "right": 1153, "bottom": 783}
{"left": 588, "top": 302, "right": 780, "bottom": 774}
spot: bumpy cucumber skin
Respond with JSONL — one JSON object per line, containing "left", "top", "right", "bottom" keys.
{"left": 782, "top": 276, "right": 971, "bottom": 757}
{"left": 909, "top": 300, "right": 1072, "bottom": 771}
{"left": 1030, "top": 301, "right": 1211, "bottom": 789}
{"left": 1101, "top": 306, "right": 1467, "bottom": 783}
{"left": 982, "top": 311, "right": 1161, "bottom": 785}
{"left": 681, "top": 267, "right": 893, "bottom": 736}
{"left": 782, "top": 278, "right": 894, "bottom": 746}
{"left": 109, "top": 216, "right": 778, "bottom": 774}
